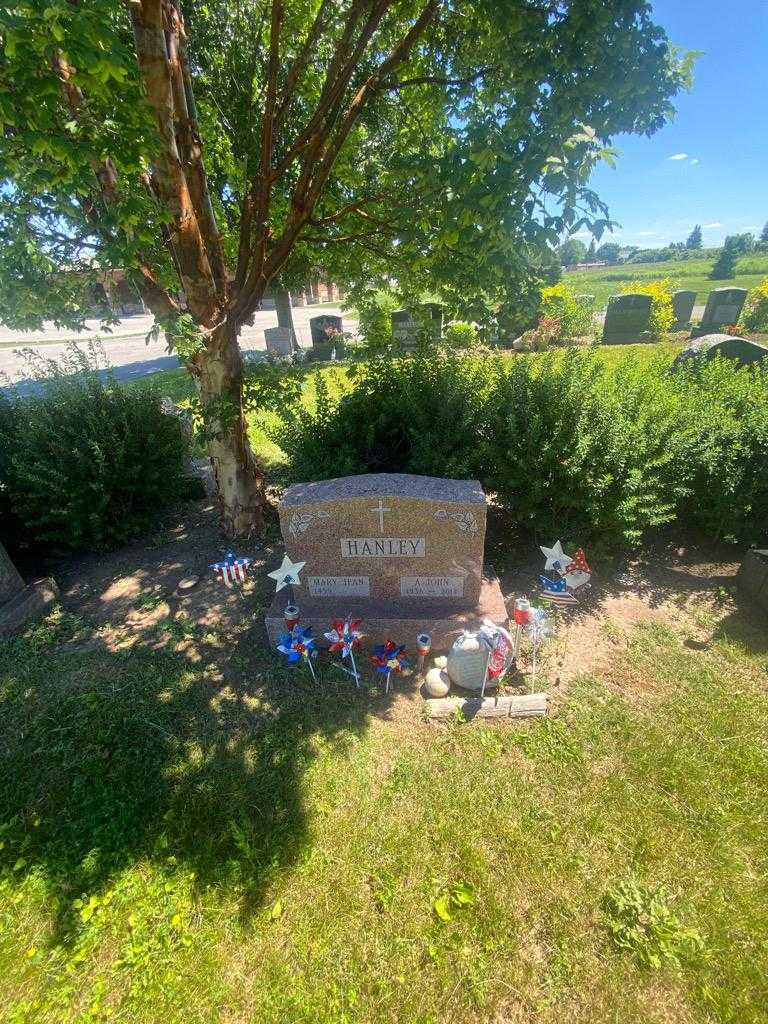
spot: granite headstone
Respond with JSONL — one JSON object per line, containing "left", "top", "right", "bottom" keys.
{"left": 392, "top": 303, "right": 443, "bottom": 350}
{"left": 692, "top": 288, "right": 748, "bottom": 337}
{"left": 265, "top": 473, "right": 507, "bottom": 649}
{"left": 672, "top": 334, "right": 768, "bottom": 370}
{"left": 671, "top": 290, "right": 696, "bottom": 329}
{"left": 264, "top": 326, "right": 294, "bottom": 357}
{"left": 602, "top": 293, "right": 652, "bottom": 344}
{"left": 309, "top": 314, "right": 344, "bottom": 360}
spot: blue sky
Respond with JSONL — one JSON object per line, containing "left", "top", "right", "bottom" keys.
{"left": 574, "top": 0, "right": 768, "bottom": 249}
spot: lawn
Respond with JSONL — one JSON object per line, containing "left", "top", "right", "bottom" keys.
{"left": 1, "top": 547, "right": 766, "bottom": 1023}
{"left": 564, "top": 254, "right": 768, "bottom": 310}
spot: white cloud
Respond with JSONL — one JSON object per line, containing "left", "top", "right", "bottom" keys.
{"left": 637, "top": 230, "right": 657, "bottom": 237}
{"left": 690, "top": 158, "right": 700, "bottom": 165}
{"left": 741, "top": 225, "right": 758, "bottom": 230}
{"left": 703, "top": 222, "right": 723, "bottom": 228}
{"left": 668, "top": 153, "right": 688, "bottom": 160}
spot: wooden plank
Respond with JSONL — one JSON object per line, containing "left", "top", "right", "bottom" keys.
{"left": 424, "top": 692, "right": 548, "bottom": 720}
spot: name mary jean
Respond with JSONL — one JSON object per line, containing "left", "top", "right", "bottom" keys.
{"left": 341, "top": 538, "right": 426, "bottom": 557}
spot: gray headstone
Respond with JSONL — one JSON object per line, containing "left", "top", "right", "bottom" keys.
{"left": 671, "top": 290, "right": 696, "bottom": 329}
{"left": 0, "top": 576, "right": 60, "bottom": 638}
{"left": 264, "top": 326, "right": 294, "bottom": 357}
{"left": 309, "top": 314, "right": 343, "bottom": 345}
{"left": 737, "top": 549, "right": 768, "bottom": 615}
{"left": 392, "top": 304, "right": 443, "bottom": 349}
{"left": 672, "top": 334, "right": 768, "bottom": 370}
{"left": 693, "top": 288, "right": 748, "bottom": 336}
{"left": 0, "top": 542, "right": 24, "bottom": 605}
{"left": 602, "top": 293, "right": 652, "bottom": 344}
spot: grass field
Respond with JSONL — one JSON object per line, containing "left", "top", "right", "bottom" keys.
{"left": 1, "top": 589, "right": 766, "bottom": 1023}
{"left": 564, "top": 254, "right": 768, "bottom": 310}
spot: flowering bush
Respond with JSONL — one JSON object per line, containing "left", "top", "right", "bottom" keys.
{"left": 620, "top": 278, "right": 675, "bottom": 340}
{"left": 540, "top": 283, "right": 595, "bottom": 340}
{"left": 739, "top": 277, "right": 768, "bottom": 333}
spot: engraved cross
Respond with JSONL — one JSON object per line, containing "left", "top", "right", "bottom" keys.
{"left": 370, "top": 498, "right": 391, "bottom": 533}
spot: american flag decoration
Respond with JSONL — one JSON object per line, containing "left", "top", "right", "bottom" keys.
{"left": 540, "top": 575, "right": 579, "bottom": 606}
{"left": 210, "top": 551, "right": 252, "bottom": 588}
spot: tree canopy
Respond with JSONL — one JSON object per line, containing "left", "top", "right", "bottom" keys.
{"left": 0, "top": 0, "right": 694, "bottom": 534}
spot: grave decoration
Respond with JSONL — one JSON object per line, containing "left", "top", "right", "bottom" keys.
{"left": 264, "top": 474, "right": 507, "bottom": 650}
{"left": 416, "top": 632, "right": 432, "bottom": 677}
{"left": 525, "top": 606, "right": 554, "bottom": 692}
{"left": 445, "top": 621, "right": 513, "bottom": 693}
{"left": 277, "top": 623, "right": 318, "bottom": 681}
{"left": 211, "top": 551, "right": 253, "bottom": 588}
{"left": 370, "top": 640, "right": 409, "bottom": 694}
{"left": 267, "top": 553, "right": 306, "bottom": 626}
{"left": 477, "top": 621, "right": 515, "bottom": 698}
{"left": 539, "top": 541, "right": 591, "bottom": 606}
{"left": 325, "top": 618, "right": 364, "bottom": 687}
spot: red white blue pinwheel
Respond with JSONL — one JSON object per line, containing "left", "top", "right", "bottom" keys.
{"left": 277, "top": 624, "right": 317, "bottom": 681}
{"left": 325, "top": 619, "right": 364, "bottom": 687}
{"left": 370, "top": 640, "right": 408, "bottom": 694}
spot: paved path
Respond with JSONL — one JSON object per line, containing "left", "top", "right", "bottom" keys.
{"left": 0, "top": 305, "right": 348, "bottom": 394}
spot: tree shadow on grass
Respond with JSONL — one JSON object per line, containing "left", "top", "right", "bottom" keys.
{"left": 0, "top": 626, "right": 375, "bottom": 944}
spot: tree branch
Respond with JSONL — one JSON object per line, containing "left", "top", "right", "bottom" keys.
{"left": 378, "top": 67, "right": 493, "bottom": 91}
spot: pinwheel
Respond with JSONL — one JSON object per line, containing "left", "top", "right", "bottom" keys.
{"left": 370, "top": 640, "right": 409, "bottom": 694}
{"left": 277, "top": 624, "right": 317, "bottom": 681}
{"left": 324, "top": 618, "right": 364, "bottom": 687}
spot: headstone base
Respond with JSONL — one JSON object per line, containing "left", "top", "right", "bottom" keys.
{"left": 0, "top": 577, "right": 60, "bottom": 637}
{"left": 265, "top": 576, "right": 508, "bottom": 651}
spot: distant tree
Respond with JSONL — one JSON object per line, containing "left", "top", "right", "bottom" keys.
{"left": 596, "top": 241, "right": 622, "bottom": 264}
{"left": 761, "top": 222, "right": 768, "bottom": 243}
{"left": 557, "top": 238, "right": 588, "bottom": 267}
{"left": 710, "top": 238, "right": 738, "bottom": 280}
{"left": 686, "top": 224, "right": 702, "bottom": 249}
{"left": 587, "top": 238, "right": 597, "bottom": 259}
{"left": 729, "top": 232, "right": 755, "bottom": 256}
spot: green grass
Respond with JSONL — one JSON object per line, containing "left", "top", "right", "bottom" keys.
{"left": 0, "top": 600, "right": 766, "bottom": 1023}
{"left": 565, "top": 254, "right": 768, "bottom": 310}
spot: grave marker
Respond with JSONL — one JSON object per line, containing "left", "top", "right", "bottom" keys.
{"left": 671, "top": 290, "right": 696, "bottom": 329}
{"left": 391, "top": 303, "right": 443, "bottom": 350}
{"left": 308, "top": 314, "right": 344, "bottom": 360}
{"left": 692, "top": 287, "right": 748, "bottom": 337}
{"left": 601, "top": 293, "right": 651, "bottom": 344}
{"left": 264, "top": 326, "right": 294, "bottom": 357}
{"left": 265, "top": 473, "right": 507, "bottom": 649}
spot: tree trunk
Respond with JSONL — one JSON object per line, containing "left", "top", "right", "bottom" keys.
{"left": 273, "top": 282, "right": 300, "bottom": 352}
{"left": 193, "top": 323, "right": 267, "bottom": 538}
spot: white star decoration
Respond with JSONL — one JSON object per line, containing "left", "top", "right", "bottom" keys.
{"left": 267, "top": 554, "right": 306, "bottom": 592}
{"left": 540, "top": 540, "right": 573, "bottom": 574}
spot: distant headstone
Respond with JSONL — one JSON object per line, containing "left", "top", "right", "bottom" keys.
{"left": 601, "top": 293, "right": 652, "bottom": 344}
{"left": 0, "top": 541, "right": 60, "bottom": 637}
{"left": 737, "top": 549, "right": 768, "bottom": 615}
{"left": 392, "top": 303, "right": 443, "bottom": 349}
{"left": 309, "top": 314, "right": 344, "bottom": 360}
{"left": 264, "top": 326, "right": 294, "bottom": 357}
{"left": 264, "top": 473, "right": 507, "bottom": 650}
{"left": 0, "top": 542, "right": 24, "bottom": 605}
{"left": 692, "top": 287, "right": 748, "bottom": 337}
{"left": 671, "top": 290, "right": 696, "bottom": 329}
{"left": 672, "top": 334, "right": 768, "bottom": 370}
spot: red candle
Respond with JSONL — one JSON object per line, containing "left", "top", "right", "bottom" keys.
{"left": 513, "top": 597, "right": 531, "bottom": 625}
{"left": 284, "top": 604, "right": 300, "bottom": 629}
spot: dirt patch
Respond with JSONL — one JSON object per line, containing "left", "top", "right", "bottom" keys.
{"left": 42, "top": 498, "right": 748, "bottom": 717}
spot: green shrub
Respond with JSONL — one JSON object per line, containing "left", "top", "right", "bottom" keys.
{"left": 270, "top": 347, "right": 768, "bottom": 547}
{"left": 540, "top": 283, "right": 595, "bottom": 340}
{"left": 444, "top": 320, "right": 479, "bottom": 349}
{"left": 673, "top": 357, "right": 768, "bottom": 542}
{"left": 739, "top": 276, "right": 768, "bottom": 332}
{"left": 620, "top": 279, "right": 674, "bottom": 339}
{"left": 479, "top": 351, "right": 687, "bottom": 543}
{"left": 272, "top": 350, "right": 490, "bottom": 482}
{"left": 2, "top": 345, "right": 189, "bottom": 551}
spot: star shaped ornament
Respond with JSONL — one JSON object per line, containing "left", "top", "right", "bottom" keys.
{"left": 267, "top": 554, "right": 306, "bottom": 592}
{"left": 540, "top": 540, "right": 573, "bottom": 575}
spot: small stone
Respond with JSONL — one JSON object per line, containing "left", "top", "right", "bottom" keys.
{"left": 178, "top": 575, "right": 200, "bottom": 591}
{"left": 424, "top": 667, "right": 451, "bottom": 698}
